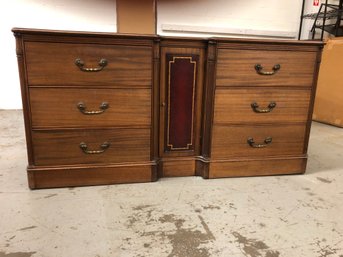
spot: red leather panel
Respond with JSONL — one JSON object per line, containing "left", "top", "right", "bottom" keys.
{"left": 165, "top": 54, "right": 198, "bottom": 151}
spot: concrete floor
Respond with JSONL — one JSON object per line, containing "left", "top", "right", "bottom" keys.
{"left": 0, "top": 110, "right": 342, "bottom": 257}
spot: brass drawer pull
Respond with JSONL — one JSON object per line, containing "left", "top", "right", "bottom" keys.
{"left": 75, "top": 58, "right": 108, "bottom": 72}
{"left": 251, "top": 102, "right": 276, "bottom": 113}
{"left": 79, "top": 141, "right": 110, "bottom": 154}
{"left": 77, "top": 102, "right": 109, "bottom": 115}
{"left": 255, "top": 64, "right": 280, "bottom": 75}
{"left": 247, "top": 137, "right": 272, "bottom": 148}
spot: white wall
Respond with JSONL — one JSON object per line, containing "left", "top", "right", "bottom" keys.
{"left": 157, "top": 0, "right": 303, "bottom": 38}
{"left": 0, "top": 0, "right": 116, "bottom": 109}
{"left": 1, "top": 0, "right": 322, "bottom": 109}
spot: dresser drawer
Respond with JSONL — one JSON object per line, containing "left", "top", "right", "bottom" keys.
{"left": 214, "top": 88, "right": 311, "bottom": 124}
{"left": 216, "top": 49, "right": 317, "bottom": 87}
{"left": 32, "top": 128, "right": 151, "bottom": 166}
{"left": 25, "top": 42, "right": 152, "bottom": 87}
{"left": 211, "top": 124, "right": 306, "bottom": 159}
{"left": 30, "top": 88, "right": 151, "bottom": 128}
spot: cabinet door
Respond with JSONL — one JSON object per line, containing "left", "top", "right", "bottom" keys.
{"left": 159, "top": 46, "right": 205, "bottom": 162}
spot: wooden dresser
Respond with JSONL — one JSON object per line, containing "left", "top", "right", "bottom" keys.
{"left": 13, "top": 28, "right": 323, "bottom": 189}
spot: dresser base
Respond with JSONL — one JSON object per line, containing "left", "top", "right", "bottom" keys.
{"left": 27, "top": 157, "right": 307, "bottom": 189}
{"left": 208, "top": 156, "right": 307, "bottom": 178}
{"left": 27, "top": 162, "right": 158, "bottom": 189}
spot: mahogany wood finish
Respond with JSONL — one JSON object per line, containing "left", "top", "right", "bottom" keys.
{"left": 214, "top": 88, "right": 311, "bottom": 124}
{"left": 30, "top": 88, "right": 151, "bottom": 128}
{"left": 211, "top": 124, "right": 307, "bottom": 159}
{"left": 162, "top": 159, "right": 196, "bottom": 177}
{"left": 13, "top": 28, "right": 323, "bottom": 189}
{"left": 28, "top": 164, "right": 154, "bottom": 188}
{"left": 25, "top": 42, "right": 152, "bottom": 87}
{"left": 208, "top": 39, "right": 322, "bottom": 179}
{"left": 159, "top": 42, "right": 206, "bottom": 177}
{"left": 32, "top": 128, "right": 150, "bottom": 166}
{"left": 216, "top": 49, "right": 317, "bottom": 87}
{"left": 209, "top": 157, "right": 307, "bottom": 178}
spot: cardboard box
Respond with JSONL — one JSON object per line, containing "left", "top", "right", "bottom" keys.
{"left": 313, "top": 38, "right": 343, "bottom": 127}
{"left": 117, "top": 0, "right": 156, "bottom": 34}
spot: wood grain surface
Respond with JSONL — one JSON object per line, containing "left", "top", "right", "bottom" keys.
{"left": 213, "top": 88, "right": 311, "bottom": 124}
{"left": 12, "top": 29, "right": 323, "bottom": 187}
{"left": 30, "top": 88, "right": 151, "bottom": 128}
{"left": 209, "top": 157, "right": 306, "bottom": 178}
{"left": 32, "top": 128, "right": 150, "bottom": 166}
{"left": 28, "top": 163, "right": 154, "bottom": 189}
{"left": 216, "top": 49, "right": 317, "bottom": 87}
{"left": 162, "top": 159, "right": 196, "bottom": 177}
{"left": 211, "top": 124, "right": 307, "bottom": 159}
{"left": 25, "top": 42, "right": 152, "bottom": 87}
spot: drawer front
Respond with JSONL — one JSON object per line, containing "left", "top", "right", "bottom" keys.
{"left": 30, "top": 88, "right": 151, "bottom": 128}
{"left": 214, "top": 88, "right": 311, "bottom": 124}
{"left": 216, "top": 49, "right": 317, "bottom": 87}
{"left": 25, "top": 42, "right": 152, "bottom": 87}
{"left": 211, "top": 124, "right": 306, "bottom": 159}
{"left": 32, "top": 128, "right": 151, "bottom": 166}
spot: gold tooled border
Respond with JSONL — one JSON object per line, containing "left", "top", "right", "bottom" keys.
{"left": 167, "top": 56, "right": 196, "bottom": 150}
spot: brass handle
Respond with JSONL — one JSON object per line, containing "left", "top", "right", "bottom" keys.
{"left": 79, "top": 141, "right": 110, "bottom": 154}
{"left": 251, "top": 102, "right": 276, "bottom": 113}
{"left": 75, "top": 58, "right": 108, "bottom": 72}
{"left": 247, "top": 137, "right": 272, "bottom": 148}
{"left": 77, "top": 102, "right": 109, "bottom": 115}
{"left": 255, "top": 64, "right": 281, "bottom": 75}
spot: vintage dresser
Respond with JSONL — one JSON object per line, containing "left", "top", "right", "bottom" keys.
{"left": 13, "top": 28, "right": 323, "bottom": 189}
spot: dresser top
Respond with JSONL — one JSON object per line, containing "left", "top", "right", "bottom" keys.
{"left": 12, "top": 27, "right": 158, "bottom": 40}
{"left": 12, "top": 27, "right": 324, "bottom": 47}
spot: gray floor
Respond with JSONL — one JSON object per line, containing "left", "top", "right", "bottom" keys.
{"left": 0, "top": 110, "right": 342, "bottom": 257}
